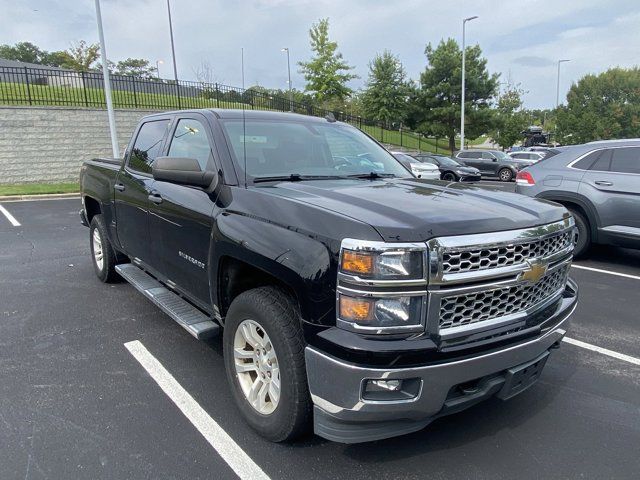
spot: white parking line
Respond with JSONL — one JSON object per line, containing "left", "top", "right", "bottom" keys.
{"left": 124, "top": 340, "right": 270, "bottom": 480}
{"left": 0, "top": 204, "right": 21, "bottom": 226}
{"left": 571, "top": 264, "right": 640, "bottom": 281}
{"left": 563, "top": 337, "right": 640, "bottom": 366}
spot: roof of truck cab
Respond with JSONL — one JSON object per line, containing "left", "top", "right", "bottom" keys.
{"left": 141, "top": 108, "right": 338, "bottom": 123}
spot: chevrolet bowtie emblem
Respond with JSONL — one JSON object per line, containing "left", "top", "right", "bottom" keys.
{"left": 520, "top": 260, "right": 548, "bottom": 284}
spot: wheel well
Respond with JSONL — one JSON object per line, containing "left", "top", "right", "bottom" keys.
{"left": 549, "top": 200, "right": 594, "bottom": 237}
{"left": 218, "top": 256, "right": 299, "bottom": 318}
{"left": 84, "top": 196, "right": 101, "bottom": 223}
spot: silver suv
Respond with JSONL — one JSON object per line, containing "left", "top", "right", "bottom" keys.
{"left": 515, "top": 139, "right": 640, "bottom": 257}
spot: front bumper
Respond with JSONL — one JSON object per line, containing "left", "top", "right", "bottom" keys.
{"left": 306, "top": 281, "right": 577, "bottom": 443}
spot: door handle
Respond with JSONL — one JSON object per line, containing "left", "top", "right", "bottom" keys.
{"left": 114, "top": 183, "right": 125, "bottom": 192}
{"left": 594, "top": 180, "right": 613, "bottom": 186}
{"left": 148, "top": 192, "right": 163, "bottom": 204}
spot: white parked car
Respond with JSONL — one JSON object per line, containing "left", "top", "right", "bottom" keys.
{"left": 391, "top": 152, "right": 441, "bottom": 180}
{"left": 508, "top": 151, "right": 546, "bottom": 162}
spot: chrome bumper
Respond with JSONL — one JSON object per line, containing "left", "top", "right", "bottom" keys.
{"left": 306, "top": 281, "right": 577, "bottom": 443}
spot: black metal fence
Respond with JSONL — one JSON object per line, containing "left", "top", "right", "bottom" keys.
{"left": 0, "top": 65, "right": 448, "bottom": 152}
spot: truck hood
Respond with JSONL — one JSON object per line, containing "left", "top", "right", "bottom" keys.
{"left": 255, "top": 178, "right": 567, "bottom": 242}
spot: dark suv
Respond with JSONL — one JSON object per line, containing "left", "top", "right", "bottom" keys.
{"left": 515, "top": 139, "right": 640, "bottom": 256}
{"left": 456, "top": 149, "right": 532, "bottom": 182}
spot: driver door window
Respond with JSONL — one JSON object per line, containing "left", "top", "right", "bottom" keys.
{"left": 167, "top": 119, "right": 213, "bottom": 171}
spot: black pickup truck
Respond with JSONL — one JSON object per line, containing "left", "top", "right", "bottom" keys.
{"left": 80, "top": 109, "right": 578, "bottom": 444}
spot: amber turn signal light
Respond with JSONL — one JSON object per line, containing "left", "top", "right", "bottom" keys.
{"left": 341, "top": 250, "right": 374, "bottom": 275}
{"left": 339, "top": 295, "right": 374, "bottom": 322}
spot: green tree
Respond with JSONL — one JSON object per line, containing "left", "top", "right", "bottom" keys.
{"left": 361, "top": 51, "right": 411, "bottom": 126}
{"left": 0, "top": 41, "right": 47, "bottom": 63}
{"left": 491, "top": 84, "right": 528, "bottom": 149}
{"left": 62, "top": 40, "right": 100, "bottom": 71}
{"left": 556, "top": 67, "right": 640, "bottom": 143}
{"left": 298, "top": 18, "right": 358, "bottom": 107}
{"left": 115, "top": 58, "right": 156, "bottom": 78}
{"left": 407, "top": 38, "right": 499, "bottom": 152}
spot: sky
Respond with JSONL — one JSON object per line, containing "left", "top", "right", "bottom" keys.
{"left": 1, "top": 0, "right": 639, "bottom": 109}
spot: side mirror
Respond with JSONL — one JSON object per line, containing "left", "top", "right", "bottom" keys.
{"left": 152, "top": 157, "right": 217, "bottom": 188}
{"left": 491, "top": 157, "right": 497, "bottom": 162}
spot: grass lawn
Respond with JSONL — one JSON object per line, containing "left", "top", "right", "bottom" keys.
{"left": 0, "top": 182, "right": 79, "bottom": 196}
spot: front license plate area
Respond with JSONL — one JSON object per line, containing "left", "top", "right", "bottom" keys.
{"left": 497, "top": 350, "right": 550, "bottom": 400}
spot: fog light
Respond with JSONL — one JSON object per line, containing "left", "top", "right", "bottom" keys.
{"left": 362, "top": 378, "right": 421, "bottom": 402}
{"left": 367, "top": 379, "right": 402, "bottom": 392}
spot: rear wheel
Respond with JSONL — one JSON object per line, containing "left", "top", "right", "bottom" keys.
{"left": 223, "top": 286, "right": 311, "bottom": 442}
{"left": 442, "top": 172, "right": 458, "bottom": 182}
{"left": 568, "top": 208, "right": 591, "bottom": 258}
{"left": 498, "top": 168, "right": 514, "bottom": 182}
{"left": 89, "top": 214, "right": 121, "bottom": 283}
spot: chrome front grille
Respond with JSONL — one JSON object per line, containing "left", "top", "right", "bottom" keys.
{"left": 442, "top": 230, "right": 573, "bottom": 274}
{"left": 426, "top": 217, "right": 575, "bottom": 339}
{"left": 439, "top": 266, "right": 569, "bottom": 330}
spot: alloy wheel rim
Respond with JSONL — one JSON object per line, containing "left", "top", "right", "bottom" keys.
{"left": 233, "top": 319, "right": 281, "bottom": 415}
{"left": 500, "top": 170, "right": 511, "bottom": 181}
{"left": 92, "top": 229, "right": 104, "bottom": 272}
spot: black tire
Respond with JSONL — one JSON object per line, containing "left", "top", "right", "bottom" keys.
{"left": 223, "top": 286, "right": 311, "bottom": 442}
{"left": 89, "top": 214, "right": 121, "bottom": 283}
{"left": 568, "top": 208, "right": 591, "bottom": 258}
{"left": 498, "top": 168, "right": 514, "bottom": 182}
{"left": 442, "top": 172, "right": 458, "bottom": 182}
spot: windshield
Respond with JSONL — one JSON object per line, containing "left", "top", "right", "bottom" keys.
{"left": 433, "top": 155, "right": 461, "bottom": 167}
{"left": 494, "top": 151, "right": 511, "bottom": 161}
{"left": 393, "top": 153, "right": 419, "bottom": 164}
{"left": 219, "top": 119, "right": 409, "bottom": 179}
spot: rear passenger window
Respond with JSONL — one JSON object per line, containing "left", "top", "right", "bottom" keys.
{"left": 457, "top": 152, "right": 471, "bottom": 158}
{"left": 168, "top": 119, "right": 213, "bottom": 171}
{"left": 128, "top": 120, "right": 170, "bottom": 174}
{"left": 572, "top": 150, "right": 610, "bottom": 171}
{"left": 611, "top": 147, "right": 640, "bottom": 174}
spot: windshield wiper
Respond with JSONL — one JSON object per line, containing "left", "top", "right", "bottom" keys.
{"left": 347, "top": 172, "right": 397, "bottom": 179}
{"left": 253, "top": 174, "right": 348, "bottom": 183}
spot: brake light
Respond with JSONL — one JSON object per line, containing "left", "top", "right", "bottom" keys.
{"left": 516, "top": 171, "right": 535, "bottom": 185}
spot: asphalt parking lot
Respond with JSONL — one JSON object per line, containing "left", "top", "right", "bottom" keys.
{"left": 1, "top": 191, "right": 639, "bottom": 480}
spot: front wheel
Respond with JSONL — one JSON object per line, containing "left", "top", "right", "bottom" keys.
{"left": 223, "top": 287, "right": 311, "bottom": 442}
{"left": 498, "top": 168, "right": 514, "bottom": 182}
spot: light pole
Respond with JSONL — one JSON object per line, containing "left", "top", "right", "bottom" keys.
{"left": 281, "top": 47, "right": 293, "bottom": 111}
{"left": 155, "top": 59, "right": 164, "bottom": 79}
{"left": 555, "top": 59, "right": 570, "bottom": 108}
{"left": 93, "top": 0, "right": 119, "bottom": 158}
{"left": 460, "top": 15, "right": 478, "bottom": 152}
{"left": 166, "top": 0, "right": 178, "bottom": 82}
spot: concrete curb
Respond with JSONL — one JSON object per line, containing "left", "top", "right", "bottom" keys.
{"left": 0, "top": 192, "right": 80, "bottom": 202}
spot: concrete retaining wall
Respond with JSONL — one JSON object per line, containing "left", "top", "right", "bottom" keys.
{"left": 0, "top": 106, "right": 162, "bottom": 184}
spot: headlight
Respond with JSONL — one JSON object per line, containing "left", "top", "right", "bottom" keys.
{"left": 340, "top": 247, "right": 423, "bottom": 280}
{"left": 338, "top": 239, "right": 427, "bottom": 334}
{"left": 338, "top": 294, "right": 423, "bottom": 330}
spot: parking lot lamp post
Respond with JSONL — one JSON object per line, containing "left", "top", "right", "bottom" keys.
{"left": 166, "top": 0, "right": 179, "bottom": 82}
{"left": 556, "top": 59, "right": 570, "bottom": 108}
{"left": 282, "top": 48, "right": 293, "bottom": 111}
{"left": 93, "top": 0, "right": 119, "bottom": 158}
{"left": 460, "top": 15, "right": 478, "bottom": 152}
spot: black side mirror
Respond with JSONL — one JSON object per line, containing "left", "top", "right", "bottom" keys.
{"left": 152, "top": 157, "right": 217, "bottom": 188}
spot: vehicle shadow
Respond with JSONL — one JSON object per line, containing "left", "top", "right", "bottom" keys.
{"left": 337, "top": 379, "right": 564, "bottom": 462}
{"left": 581, "top": 244, "right": 640, "bottom": 272}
